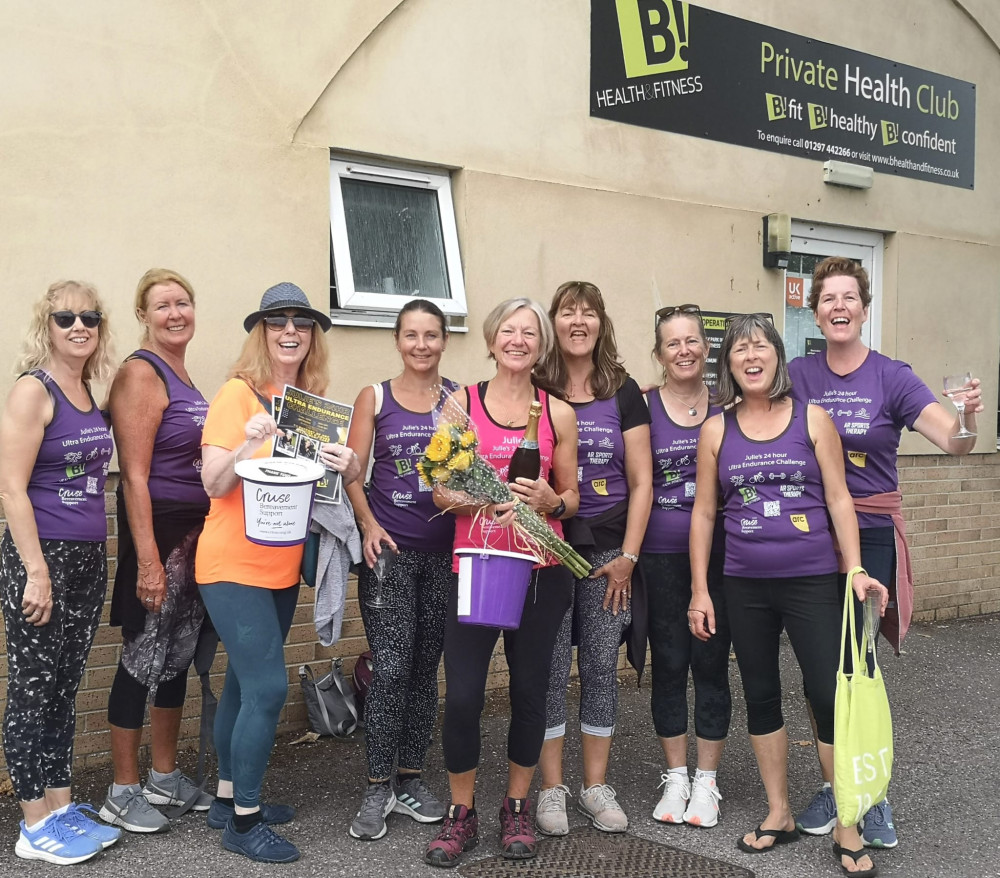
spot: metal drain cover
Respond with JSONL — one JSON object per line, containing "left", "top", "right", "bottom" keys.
{"left": 458, "top": 826, "right": 754, "bottom": 878}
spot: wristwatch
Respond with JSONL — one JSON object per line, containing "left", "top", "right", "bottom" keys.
{"left": 551, "top": 497, "right": 567, "bottom": 519}
{"left": 621, "top": 550, "right": 639, "bottom": 564}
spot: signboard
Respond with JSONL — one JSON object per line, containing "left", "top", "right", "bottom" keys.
{"left": 591, "top": 1, "right": 976, "bottom": 188}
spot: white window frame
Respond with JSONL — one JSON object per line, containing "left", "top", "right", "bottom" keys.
{"left": 787, "top": 221, "right": 883, "bottom": 350}
{"left": 329, "top": 158, "right": 468, "bottom": 329}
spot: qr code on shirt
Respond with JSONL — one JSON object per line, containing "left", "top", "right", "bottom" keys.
{"left": 684, "top": 481, "right": 696, "bottom": 498}
{"left": 86, "top": 476, "right": 99, "bottom": 495}
{"left": 763, "top": 500, "right": 781, "bottom": 517}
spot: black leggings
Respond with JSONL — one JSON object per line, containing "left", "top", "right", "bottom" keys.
{"left": 107, "top": 664, "right": 189, "bottom": 728}
{"left": 1, "top": 534, "right": 106, "bottom": 800}
{"left": 358, "top": 548, "right": 452, "bottom": 779}
{"left": 642, "top": 551, "right": 731, "bottom": 741}
{"left": 725, "top": 573, "right": 840, "bottom": 743}
{"left": 442, "top": 565, "right": 572, "bottom": 774}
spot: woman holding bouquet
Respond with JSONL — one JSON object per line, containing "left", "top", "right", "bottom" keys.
{"left": 344, "top": 299, "right": 457, "bottom": 841}
{"left": 424, "top": 298, "right": 579, "bottom": 868}
{"left": 534, "top": 281, "right": 652, "bottom": 836}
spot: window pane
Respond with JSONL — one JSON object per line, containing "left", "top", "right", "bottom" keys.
{"left": 342, "top": 179, "right": 451, "bottom": 300}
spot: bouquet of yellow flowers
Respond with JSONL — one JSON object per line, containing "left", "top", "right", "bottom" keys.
{"left": 418, "top": 388, "right": 591, "bottom": 580}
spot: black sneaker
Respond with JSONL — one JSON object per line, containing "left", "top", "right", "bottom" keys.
{"left": 206, "top": 799, "right": 296, "bottom": 830}
{"left": 222, "top": 819, "right": 299, "bottom": 863}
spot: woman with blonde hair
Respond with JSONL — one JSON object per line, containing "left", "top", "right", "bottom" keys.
{"left": 196, "top": 282, "right": 361, "bottom": 863}
{"left": 0, "top": 281, "right": 119, "bottom": 864}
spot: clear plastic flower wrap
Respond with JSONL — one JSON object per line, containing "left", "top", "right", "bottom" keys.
{"left": 417, "top": 387, "right": 591, "bottom": 580}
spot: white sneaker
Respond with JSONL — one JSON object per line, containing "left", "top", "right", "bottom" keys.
{"left": 683, "top": 774, "right": 721, "bottom": 827}
{"left": 536, "top": 785, "right": 570, "bottom": 836}
{"left": 653, "top": 772, "right": 689, "bottom": 824}
{"left": 577, "top": 783, "right": 628, "bottom": 833}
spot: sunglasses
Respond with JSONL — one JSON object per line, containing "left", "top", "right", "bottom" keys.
{"left": 51, "top": 310, "right": 102, "bottom": 329}
{"left": 724, "top": 312, "right": 775, "bottom": 327}
{"left": 655, "top": 304, "right": 701, "bottom": 324}
{"left": 263, "top": 315, "right": 315, "bottom": 331}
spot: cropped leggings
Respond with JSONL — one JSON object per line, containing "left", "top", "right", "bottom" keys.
{"left": 198, "top": 581, "right": 299, "bottom": 809}
{"left": 442, "top": 565, "right": 572, "bottom": 774}
{"left": 1, "top": 534, "right": 106, "bottom": 801}
{"left": 358, "top": 548, "right": 452, "bottom": 779}
{"left": 545, "top": 547, "right": 631, "bottom": 738}
{"left": 725, "top": 572, "right": 840, "bottom": 744}
{"left": 642, "top": 551, "right": 731, "bottom": 741}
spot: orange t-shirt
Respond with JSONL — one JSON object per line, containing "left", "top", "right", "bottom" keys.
{"left": 194, "top": 378, "right": 302, "bottom": 589}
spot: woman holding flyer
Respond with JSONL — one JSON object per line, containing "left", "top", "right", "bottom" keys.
{"left": 344, "top": 299, "right": 457, "bottom": 842}
{"left": 196, "top": 282, "right": 361, "bottom": 864}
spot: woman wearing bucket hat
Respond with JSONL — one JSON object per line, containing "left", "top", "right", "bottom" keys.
{"left": 532, "top": 281, "right": 652, "bottom": 837}
{"left": 100, "top": 269, "right": 212, "bottom": 835}
{"left": 344, "top": 299, "right": 458, "bottom": 841}
{"left": 195, "top": 282, "right": 361, "bottom": 864}
{"left": 424, "top": 298, "right": 578, "bottom": 868}
{"left": 0, "top": 281, "right": 118, "bottom": 864}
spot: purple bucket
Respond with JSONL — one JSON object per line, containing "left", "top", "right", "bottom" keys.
{"left": 455, "top": 548, "right": 538, "bottom": 630}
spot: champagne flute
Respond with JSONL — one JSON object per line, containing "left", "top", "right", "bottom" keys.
{"left": 943, "top": 372, "right": 976, "bottom": 439}
{"left": 366, "top": 546, "right": 396, "bottom": 610}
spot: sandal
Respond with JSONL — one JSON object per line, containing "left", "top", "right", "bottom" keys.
{"left": 832, "top": 841, "right": 878, "bottom": 877}
{"left": 736, "top": 824, "right": 800, "bottom": 853}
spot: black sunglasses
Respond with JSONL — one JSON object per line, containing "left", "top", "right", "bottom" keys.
{"left": 724, "top": 312, "right": 774, "bottom": 327}
{"left": 263, "top": 315, "right": 315, "bottom": 331}
{"left": 51, "top": 310, "right": 102, "bottom": 329}
{"left": 655, "top": 304, "right": 701, "bottom": 324}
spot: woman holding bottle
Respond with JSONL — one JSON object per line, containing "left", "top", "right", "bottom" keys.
{"left": 424, "top": 298, "right": 578, "bottom": 868}
{"left": 344, "top": 299, "right": 457, "bottom": 842}
{"left": 533, "top": 281, "right": 651, "bottom": 836}
{"left": 640, "top": 304, "right": 731, "bottom": 828}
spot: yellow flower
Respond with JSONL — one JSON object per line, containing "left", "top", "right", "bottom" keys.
{"left": 431, "top": 466, "right": 452, "bottom": 483}
{"left": 426, "top": 431, "right": 451, "bottom": 462}
{"left": 448, "top": 450, "right": 473, "bottom": 472}
{"left": 459, "top": 431, "right": 476, "bottom": 448}
{"left": 418, "top": 464, "right": 433, "bottom": 487}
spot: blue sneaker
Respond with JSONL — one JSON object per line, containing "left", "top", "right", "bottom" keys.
{"left": 207, "top": 799, "right": 296, "bottom": 829}
{"left": 222, "top": 819, "right": 300, "bottom": 863}
{"left": 15, "top": 814, "right": 102, "bottom": 865}
{"left": 862, "top": 799, "right": 898, "bottom": 848}
{"left": 796, "top": 785, "right": 837, "bottom": 835}
{"left": 59, "top": 802, "right": 122, "bottom": 848}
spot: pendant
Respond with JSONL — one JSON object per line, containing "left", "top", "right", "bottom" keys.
{"left": 688, "top": 406, "right": 697, "bottom": 416}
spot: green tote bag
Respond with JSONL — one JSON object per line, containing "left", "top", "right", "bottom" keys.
{"left": 833, "top": 568, "right": 894, "bottom": 827}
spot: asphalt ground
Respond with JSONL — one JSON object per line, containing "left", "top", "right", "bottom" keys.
{"left": 2, "top": 613, "right": 997, "bottom": 877}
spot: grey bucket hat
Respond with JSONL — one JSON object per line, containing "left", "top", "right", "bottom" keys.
{"left": 243, "top": 282, "right": 333, "bottom": 333}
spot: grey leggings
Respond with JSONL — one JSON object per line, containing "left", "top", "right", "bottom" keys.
{"left": 545, "top": 547, "right": 631, "bottom": 738}
{"left": 1, "top": 533, "right": 106, "bottom": 800}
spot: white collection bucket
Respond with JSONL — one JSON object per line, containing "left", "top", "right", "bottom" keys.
{"left": 235, "top": 456, "right": 326, "bottom": 547}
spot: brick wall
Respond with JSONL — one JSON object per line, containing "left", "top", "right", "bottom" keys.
{"left": 2, "top": 453, "right": 998, "bottom": 779}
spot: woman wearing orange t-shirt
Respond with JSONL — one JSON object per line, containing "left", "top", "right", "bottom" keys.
{"left": 196, "top": 283, "right": 361, "bottom": 864}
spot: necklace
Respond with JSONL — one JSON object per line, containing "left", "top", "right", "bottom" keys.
{"left": 665, "top": 383, "right": 706, "bottom": 416}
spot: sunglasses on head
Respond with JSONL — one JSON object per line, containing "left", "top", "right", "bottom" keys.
{"left": 263, "top": 315, "right": 315, "bottom": 331}
{"left": 655, "top": 304, "right": 701, "bottom": 323}
{"left": 724, "top": 312, "right": 774, "bottom": 327}
{"left": 51, "top": 310, "right": 102, "bottom": 329}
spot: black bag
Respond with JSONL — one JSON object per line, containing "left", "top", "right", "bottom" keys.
{"left": 298, "top": 660, "right": 358, "bottom": 737}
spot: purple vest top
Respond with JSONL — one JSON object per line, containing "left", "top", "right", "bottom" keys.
{"left": 574, "top": 396, "right": 628, "bottom": 518}
{"left": 25, "top": 370, "right": 114, "bottom": 541}
{"left": 368, "top": 379, "right": 458, "bottom": 552}
{"left": 128, "top": 351, "right": 210, "bottom": 506}
{"left": 643, "top": 391, "right": 721, "bottom": 554}
{"left": 717, "top": 400, "right": 837, "bottom": 578}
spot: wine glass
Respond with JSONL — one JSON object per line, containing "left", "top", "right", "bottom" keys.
{"left": 943, "top": 372, "right": 976, "bottom": 439}
{"left": 366, "top": 547, "right": 396, "bottom": 610}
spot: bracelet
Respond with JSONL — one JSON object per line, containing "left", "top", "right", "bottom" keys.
{"left": 621, "top": 550, "right": 639, "bottom": 564}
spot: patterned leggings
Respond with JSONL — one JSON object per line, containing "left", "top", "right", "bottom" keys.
{"left": 358, "top": 549, "right": 452, "bottom": 779}
{"left": 545, "top": 547, "right": 632, "bottom": 738}
{"left": 1, "top": 533, "right": 107, "bottom": 801}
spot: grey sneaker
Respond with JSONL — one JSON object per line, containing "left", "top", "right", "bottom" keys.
{"left": 349, "top": 782, "right": 396, "bottom": 840}
{"left": 577, "top": 783, "right": 628, "bottom": 833}
{"left": 142, "top": 770, "right": 214, "bottom": 812}
{"left": 99, "top": 786, "right": 171, "bottom": 833}
{"left": 392, "top": 776, "right": 446, "bottom": 823}
{"left": 536, "top": 785, "right": 570, "bottom": 836}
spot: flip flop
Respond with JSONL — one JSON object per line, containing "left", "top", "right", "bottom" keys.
{"left": 736, "top": 824, "right": 801, "bottom": 853}
{"left": 832, "top": 841, "right": 878, "bottom": 877}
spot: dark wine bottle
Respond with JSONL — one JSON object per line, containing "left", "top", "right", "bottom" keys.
{"left": 507, "top": 401, "right": 542, "bottom": 483}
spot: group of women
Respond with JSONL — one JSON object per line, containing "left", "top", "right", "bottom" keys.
{"left": 0, "top": 258, "right": 982, "bottom": 875}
